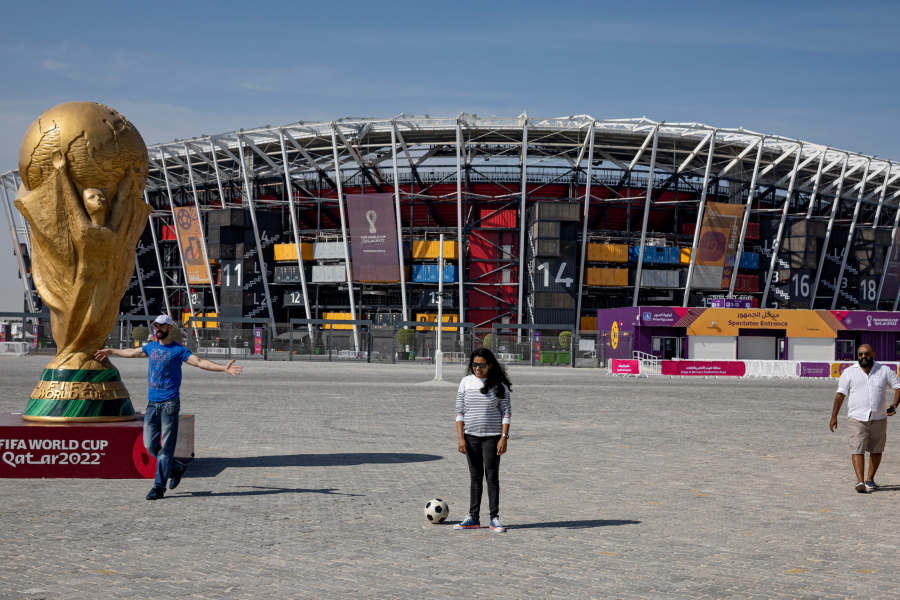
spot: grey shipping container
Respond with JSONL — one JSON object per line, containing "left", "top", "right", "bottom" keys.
{"left": 208, "top": 208, "right": 248, "bottom": 228}
{"left": 531, "top": 221, "right": 560, "bottom": 239}
{"left": 314, "top": 241, "right": 345, "bottom": 260}
{"left": 312, "top": 264, "right": 347, "bottom": 283}
{"left": 641, "top": 269, "right": 680, "bottom": 288}
{"left": 532, "top": 292, "right": 576, "bottom": 309}
{"left": 534, "top": 239, "right": 560, "bottom": 257}
{"left": 533, "top": 201, "right": 580, "bottom": 222}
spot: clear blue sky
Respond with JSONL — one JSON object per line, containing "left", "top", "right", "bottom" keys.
{"left": 2, "top": 0, "right": 899, "bottom": 310}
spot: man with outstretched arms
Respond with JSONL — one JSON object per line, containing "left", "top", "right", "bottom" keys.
{"left": 96, "top": 315, "right": 242, "bottom": 500}
{"left": 830, "top": 344, "right": 900, "bottom": 493}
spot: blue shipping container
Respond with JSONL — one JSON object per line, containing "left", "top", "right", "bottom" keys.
{"left": 411, "top": 263, "right": 458, "bottom": 283}
{"left": 739, "top": 252, "right": 759, "bottom": 269}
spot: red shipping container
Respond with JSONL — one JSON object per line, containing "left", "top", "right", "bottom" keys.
{"left": 162, "top": 225, "right": 177, "bottom": 241}
{"left": 746, "top": 222, "right": 760, "bottom": 240}
{"left": 733, "top": 274, "right": 759, "bottom": 293}
{"left": 479, "top": 208, "right": 516, "bottom": 228}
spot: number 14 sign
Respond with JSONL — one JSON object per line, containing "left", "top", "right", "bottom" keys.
{"left": 531, "top": 259, "right": 575, "bottom": 292}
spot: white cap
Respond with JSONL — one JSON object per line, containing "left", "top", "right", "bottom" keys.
{"left": 152, "top": 314, "right": 175, "bottom": 327}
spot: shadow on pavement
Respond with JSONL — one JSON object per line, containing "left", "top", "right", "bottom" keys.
{"left": 168, "top": 486, "right": 363, "bottom": 499}
{"left": 873, "top": 485, "right": 900, "bottom": 491}
{"left": 186, "top": 452, "right": 444, "bottom": 477}
{"left": 509, "top": 519, "right": 641, "bottom": 529}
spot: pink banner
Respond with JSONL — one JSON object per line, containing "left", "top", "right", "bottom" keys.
{"left": 610, "top": 359, "right": 640, "bottom": 374}
{"left": 661, "top": 360, "right": 746, "bottom": 377}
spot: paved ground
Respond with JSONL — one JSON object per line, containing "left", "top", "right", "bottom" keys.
{"left": 0, "top": 356, "right": 898, "bottom": 599}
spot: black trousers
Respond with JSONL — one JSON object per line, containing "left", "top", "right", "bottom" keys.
{"left": 464, "top": 434, "right": 501, "bottom": 520}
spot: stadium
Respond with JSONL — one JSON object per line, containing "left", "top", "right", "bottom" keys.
{"left": 3, "top": 113, "right": 900, "bottom": 363}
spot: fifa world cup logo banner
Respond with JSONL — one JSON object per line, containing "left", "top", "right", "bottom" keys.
{"left": 347, "top": 193, "right": 400, "bottom": 282}
{"left": 692, "top": 201, "right": 745, "bottom": 290}
{"left": 14, "top": 102, "right": 151, "bottom": 421}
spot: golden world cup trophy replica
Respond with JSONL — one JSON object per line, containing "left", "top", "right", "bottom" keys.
{"left": 14, "top": 101, "right": 151, "bottom": 421}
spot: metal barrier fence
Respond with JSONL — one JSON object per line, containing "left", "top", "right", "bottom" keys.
{"left": 0, "top": 312, "right": 622, "bottom": 369}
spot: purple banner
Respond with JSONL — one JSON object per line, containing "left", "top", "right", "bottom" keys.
{"left": 597, "top": 308, "right": 639, "bottom": 359}
{"left": 837, "top": 311, "right": 900, "bottom": 332}
{"left": 799, "top": 362, "right": 831, "bottom": 378}
{"left": 347, "top": 193, "right": 400, "bottom": 282}
{"left": 639, "top": 307, "right": 688, "bottom": 326}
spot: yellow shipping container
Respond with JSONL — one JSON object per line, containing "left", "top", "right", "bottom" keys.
{"left": 411, "top": 240, "right": 458, "bottom": 260}
{"left": 580, "top": 316, "right": 598, "bottom": 331}
{"left": 181, "top": 312, "right": 218, "bottom": 329}
{"left": 585, "top": 267, "right": 628, "bottom": 287}
{"left": 415, "top": 313, "right": 459, "bottom": 331}
{"left": 680, "top": 247, "right": 692, "bottom": 264}
{"left": 274, "top": 243, "right": 314, "bottom": 262}
{"left": 323, "top": 312, "right": 355, "bottom": 330}
{"left": 586, "top": 243, "right": 628, "bottom": 263}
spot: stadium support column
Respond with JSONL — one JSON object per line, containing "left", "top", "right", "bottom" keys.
{"left": 805, "top": 149, "right": 829, "bottom": 220}
{"left": 810, "top": 154, "right": 849, "bottom": 309}
{"left": 209, "top": 139, "right": 227, "bottom": 208}
{"left": 516, "top": 116, "right": 528, "bottom": 336}
{"left": 455, "top": 118, "right": 465, "bottom": 345}
{"left": 236, "top": 136, "right": 278, "bottom": 338}
{"left": 145, "top": 192, "right": 172, "bottom": 316}
{"left": 278, "top": 129, "right": 314, "bottom": 339}
{"left": 762, "top": 145, "right": 802, "bottom": 307}
{"left": 330, "top": 124, "right": 360, "bottom": 351}
{"left": 632, "top": 124, "right": 660, "bottom": 307}
{"left": 0, "top": 173, "right": 36, "bottom": 313}
{"left": 875, "top": 163, "right": 895, "bottom": 306}
{"left": 183, "top": 142, "right": 220, "bottom": 316}
{"left": 872, "top": 162, "right": 892, "bottom": 232}
{"left": 574, "top": 121, "right": 595, "bottom": 355}
{"left": 832, "top": 159, "right": 871, "bottom": 309}
{"left": 390, "top": 121, "right": 409, "bottom": 323}
{"left": 159, "top": 148, "right": 199, "bottom": 339}
{"left": 682, "top": 131, "right": 717, "bottom": 306}
{"left": 727, "top": 137, "right": 765, "bottom": 298}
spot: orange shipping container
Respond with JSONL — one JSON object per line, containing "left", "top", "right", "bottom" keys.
{"left": 273, "top": 243, "right": 314, "bottom": 262}
{"left": 680, "top": 247, "right": 692, "bottom": 264}
{"left": 411, "top": 240, "right": 458, "bottom": 260}
{"left": 580, "top": 316, "right": 598, "bottom": 331}
{"left": 586, "top": 243, "right": 628, "bottom": 263}
{"left": 585, "top": 268, "right": 628, "bottom": 286}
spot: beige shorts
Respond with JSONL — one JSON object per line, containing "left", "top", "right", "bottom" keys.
{"left": 848, "top": 418, "right": 887, "bottom": 454}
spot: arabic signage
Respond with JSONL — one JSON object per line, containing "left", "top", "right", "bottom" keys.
{"left": 610, "top": 359, "right": 640, "bottom": 374}
{"left": 661, "top": 360, "right": 747, "bottom": 377}
{"left": 173, "top": 206, "right": 211, "bottom": 284}
{"left": 0, "top": 414, "right": 193, "bottom": 478}
{"left": 346, "top": 193, "right": 400, "bottom": 282}
{"left": 799, "top": 362, "right": 831, "bottom": 378}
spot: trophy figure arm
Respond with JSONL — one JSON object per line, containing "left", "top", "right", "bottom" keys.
{"left": 57, "top": 164, "right": 92, "bottom": 242}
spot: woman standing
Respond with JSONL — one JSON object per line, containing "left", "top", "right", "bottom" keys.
{"left": 454, "top": 348, "right": 512, "bottom": 532}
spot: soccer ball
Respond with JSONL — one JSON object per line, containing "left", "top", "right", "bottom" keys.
{"left": 424, "top": 498, "right": 449, "bottom": 523}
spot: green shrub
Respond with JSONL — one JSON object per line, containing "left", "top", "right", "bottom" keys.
{"left": 395, "top": 328, "right": 416, "bottom": 347}
{"left": 558, "top": 330, "right": 572, "bottom": 350}
{"left": 131, "top": 326, "right": 149, "bottom": 344}
{"left": 482, "top": 333, "right": 492, "bottom": 350}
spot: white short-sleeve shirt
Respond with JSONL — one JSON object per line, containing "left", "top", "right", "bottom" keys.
{"left": 837, "top": 362, "right": 900, "bottom": 422}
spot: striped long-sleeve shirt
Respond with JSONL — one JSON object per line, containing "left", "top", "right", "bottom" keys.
{"left": 455, "top": 374, "right": 512, "bottom": 436}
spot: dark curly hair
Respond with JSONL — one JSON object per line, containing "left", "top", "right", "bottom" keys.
{"left": 468, "top": 348, "right": 512, "bottom": 399}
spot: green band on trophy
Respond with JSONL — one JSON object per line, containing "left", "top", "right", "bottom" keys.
{"left": 40, "top": 368, "right": 121, "bottom": 382}
{"left": 23, "top": 397, "right": 135, "bottom": 421}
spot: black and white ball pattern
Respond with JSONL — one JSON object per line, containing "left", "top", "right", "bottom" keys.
{"left": 424, "top": 498, "right": 449, "bottom": 523}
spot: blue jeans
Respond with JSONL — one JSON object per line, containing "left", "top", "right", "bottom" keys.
{"left": 144, "top": 399, "right": 182, "bottom": 489}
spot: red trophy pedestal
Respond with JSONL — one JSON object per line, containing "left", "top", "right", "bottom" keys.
{"left": 0, "top": 413, "right": 194, "bottom": 478}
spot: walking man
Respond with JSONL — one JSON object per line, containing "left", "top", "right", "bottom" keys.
{"left": 96, "top": 315, "right": 242, "bottom": 500}
{"left": 829, "top": 343, "right": 900, "bottom": 493}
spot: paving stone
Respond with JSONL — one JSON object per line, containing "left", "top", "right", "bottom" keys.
{"left": 1, "top": 356, "right": 897, "bottom": 598}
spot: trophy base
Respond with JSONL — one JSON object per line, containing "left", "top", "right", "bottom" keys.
{"left": 23, "top": 368, "right": 136, "bottom": 422}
